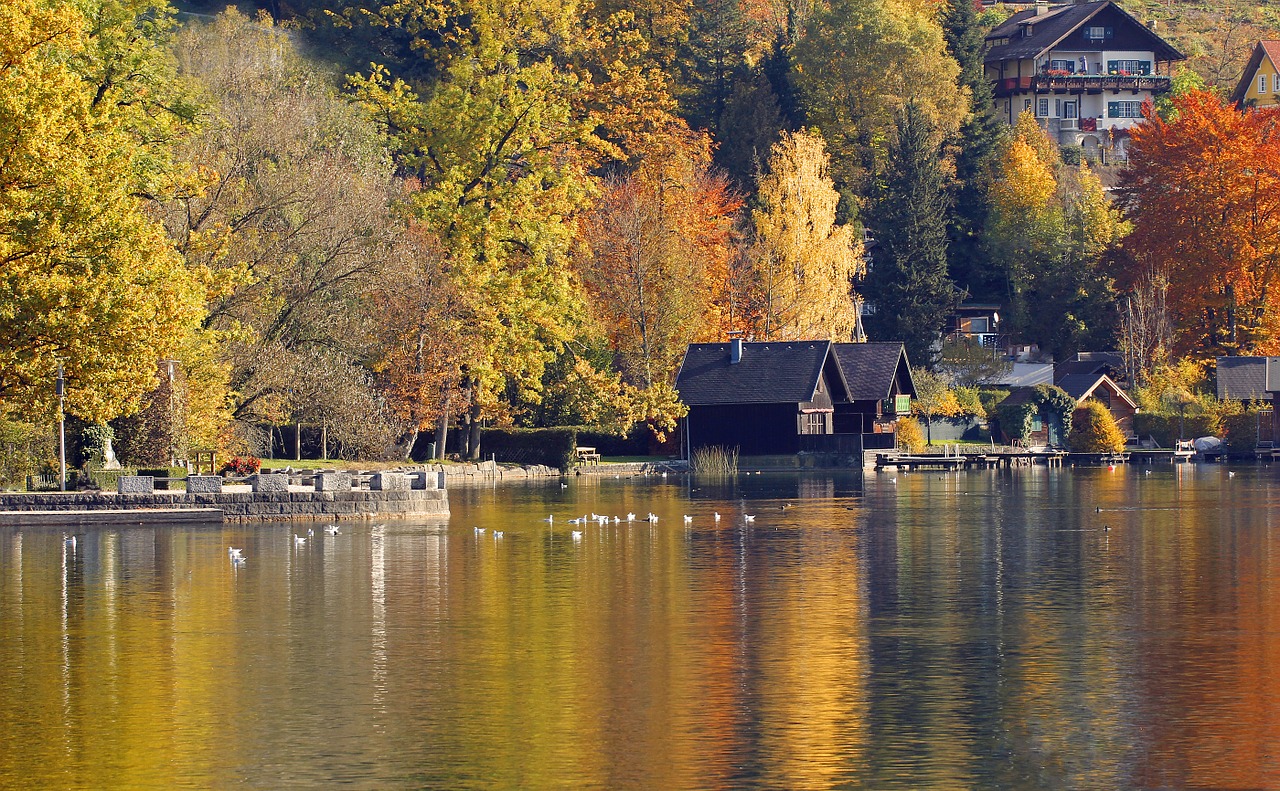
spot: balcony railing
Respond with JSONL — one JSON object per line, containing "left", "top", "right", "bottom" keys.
{"left": 994, "top": 74, "right": 1171, "bottom": 96}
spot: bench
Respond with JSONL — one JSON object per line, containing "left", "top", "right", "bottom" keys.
{"left": 575, "top": 446, "right": 601, "bottom": 465}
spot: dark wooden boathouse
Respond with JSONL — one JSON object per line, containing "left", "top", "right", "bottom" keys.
{"left": 674, "top": 340, "right": 916, "bottom": 457}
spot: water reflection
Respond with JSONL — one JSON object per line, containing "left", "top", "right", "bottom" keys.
{"left": 2, "top": 466, "right": 1280, "bottom": 788}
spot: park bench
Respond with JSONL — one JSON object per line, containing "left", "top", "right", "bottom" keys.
{"left": 574, "top": 446, "right": 601, "bottom": 465}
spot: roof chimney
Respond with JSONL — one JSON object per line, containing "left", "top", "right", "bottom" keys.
{"left": 730, "top": 339, "right": 743, "bottom": 364}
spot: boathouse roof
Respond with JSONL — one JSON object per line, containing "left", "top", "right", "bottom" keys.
{"left": 675, "top": 342, "right": 832, "bottom": 406}
{"left": 829, "top": 343, "right": 916, "bottom": 401}
{"left": 1216, "top": 356, "right": 1270, "bottom": 401}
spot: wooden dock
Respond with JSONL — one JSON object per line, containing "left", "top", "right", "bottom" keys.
{"left": 875, "top": 448, "right": 1068, "bottom": 470}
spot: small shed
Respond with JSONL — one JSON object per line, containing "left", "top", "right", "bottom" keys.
{"left": 1055, "top": 372, "right": 1138, "bottom": 436}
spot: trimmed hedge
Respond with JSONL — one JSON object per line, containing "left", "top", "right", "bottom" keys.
{"left": 480, "top": 427, "right": 578, "bottom": 471}
{"left": 1221, "top": 410, "right": 1266, "bottom": 455}
{"left": 1132, "top": 413, "right": 1218, "bottom": 447}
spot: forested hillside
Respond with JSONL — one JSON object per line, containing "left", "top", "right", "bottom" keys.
{"left": 2, "top": 0, "right": 1279, "bottom": 474}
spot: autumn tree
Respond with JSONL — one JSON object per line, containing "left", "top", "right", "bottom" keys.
{"left": 1118, "top": 90, "right": 1280, "bottom": 358}
{"left": 161, "top": 10, "right": 405, "bottom": 455}
{"left": 987, "top": 114, "right": 1121, "bottom": 360}
{"left": 0, "top": 0, "right": 202, "bottom": 423}
{"left": 790, "top": 0, "right": 966, "bottom": 193}
{"left": 911, "top": 369, "right": 960, "bottom": 445}
{"left": 863, "top": 102, "right": 956, "bottom": 368}
{"left": 576, "top": 143, "right": 740, "bottom": 439}
{"left": 750, "top": 130, "right": 865, "bottom": 340}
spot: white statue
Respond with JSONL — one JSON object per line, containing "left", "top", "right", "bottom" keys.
{"left": 101, "top": 437, "right": 121, "bottom": 470}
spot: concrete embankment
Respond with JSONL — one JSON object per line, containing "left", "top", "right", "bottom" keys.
{"left": 0, "top": 488, "right": 448, "bottom": 525}
{"left": 436, "top": 460, "right": 682, "bottom": 486}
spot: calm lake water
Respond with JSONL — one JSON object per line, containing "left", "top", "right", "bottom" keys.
{"left": 2, "top": 465, "right": 1280, "bottom": 789}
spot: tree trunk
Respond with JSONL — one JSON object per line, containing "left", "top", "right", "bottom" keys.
{"left": 403, "top": 427, "right": 419, "bottom": 461}
{"left": 435, "top": 388, "right": 451, "bottom": 460}
{"left": 467, "top": 397, "right": 482, "bottom": 462}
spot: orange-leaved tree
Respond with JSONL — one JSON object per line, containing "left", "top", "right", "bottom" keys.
{"left": 1118, "top": 90, "right": 1280, "bottom": 358}
{"left": 575, "top": 133, "right": 742, "bottom": 439}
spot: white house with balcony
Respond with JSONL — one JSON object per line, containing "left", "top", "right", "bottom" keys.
{"left": 984, "top": 0, "right": 1185, "bottom": 160}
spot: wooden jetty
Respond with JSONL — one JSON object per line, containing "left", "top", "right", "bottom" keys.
{"left": 875, "top": 446, "right": 1068, "bottom": 470}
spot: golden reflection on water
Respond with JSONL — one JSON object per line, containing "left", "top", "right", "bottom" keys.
{"left": 2, "top": 467, "right": 1280, "bottom": 788}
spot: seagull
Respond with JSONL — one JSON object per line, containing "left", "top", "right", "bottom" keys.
{"left": 647, "top": 513, "right": 659, "bottom": 523}
{"left": 294, "top": 535, "right": 306, "bottom": 545}
{"left": 475, "top": 527, "right": 486, "bottom": 534}
{"left": 64, "top": 535, "right": 76, "bottom": 550}
{"left": 560, "top": 482, "right": 568, "bottom": 489}
{"left": 568, "top": 517, "right": 583, "bottom": 525}
{"left": 307, "top": 528, "right": 314, "bottom": 537}
{"left": 1229, "top": 471, "right": 1236, "bottom": 478}
{"left": 683, "top": 515, "right": 693, "bottom": 524}
{"left": 613, "top": 516, "right": 620, "bottom": 524}
{"left": 493, "top": 531, "right": 504, "bottom": 539}
{"left": 571, "top": 530, "right": 583, "bottom": 540}
{"left": 325, "top": 525, "right": 340, "bottom": 535}
{"left": 543, "top": 515, "right": 555, "bottom": 523}
{"left": 744, "top": 515, "right": 756, "bottom": 522}
{"left": 890, "top": 477, "right": 898, "bottom": 484}
{"left": 626, "top": 513, "right": 636, "bottom": 522}
{"left": 714, "top": 512, "right": 721, "bottom": 522}
{"left": 228, "top": 547, "right": 243, "bottom": 559}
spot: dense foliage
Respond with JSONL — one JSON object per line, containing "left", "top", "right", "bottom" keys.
{"left": 3, "top": 0, "right": 1279, "bottom": 468}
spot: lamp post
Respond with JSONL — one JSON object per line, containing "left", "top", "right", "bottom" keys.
{"left": 56, "top": 361, "right": 66, "bottom": 492}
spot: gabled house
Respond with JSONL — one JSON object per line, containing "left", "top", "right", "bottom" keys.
{"left": 984, "top": 0, "right": 1185, "bottom": 159}
{"left": 1056, "top": 372, "right": 1138, "bottom": 435}
{"left": 829, "top": 342, "right": 917, "bottom": 435}
{"left": 674, "top": 340, "right": 916, "bottom": 457}
{"left": 676, "top": 340, "right": 845, "bottom": 455}
{"left": 1230, "top": 41, "right": 1280, "bottom": 108}
{"left": 1055, "top": 351, "right": 1125, "bottom": 385}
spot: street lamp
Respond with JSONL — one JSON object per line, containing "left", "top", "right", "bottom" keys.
{"left": 56, "top": 361, "right": 66, "bottom": 492}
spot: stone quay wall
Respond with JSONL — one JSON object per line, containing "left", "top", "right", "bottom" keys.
{"left": 0, "top": 489, "right": 448, "bottom": 522}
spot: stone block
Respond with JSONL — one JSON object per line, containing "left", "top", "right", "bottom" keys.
{"left": 118, "top": 476, "right": 154, "bottom": 495}
{"left": 315, "top": 472, "right": 352, "bottom": 492}
{"left": 370, "top": 472, "right": 410, "bottom": 491}
{"left": 185, "top": 475, "right": 223, "bottom": 494}
{"left": 251, "top": 473, "right": 289, "bottom": 493}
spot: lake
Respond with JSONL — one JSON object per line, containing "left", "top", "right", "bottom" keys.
{"left": 1, "top": 465, "right": 1278, "bottom": 789}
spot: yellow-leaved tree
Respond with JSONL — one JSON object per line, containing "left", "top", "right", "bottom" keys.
{"left": 0, "top": 0, "right": 201, "bottom": 423}
{"left": 751, "top": 130, "right": 865, "bottom": 341}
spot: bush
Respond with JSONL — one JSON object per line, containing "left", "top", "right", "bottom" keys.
{"left": 0, "top": 419, "right": 54, "bottom": 490}
{"left": 896, "top": 417, "right": 925, "bottom": 453}
{"left": 1068, "top": 400, "right": 1126, "bottom": 453}
{"left": 1132, "top": 413, "right": 1219, "bottom": 447}
{"left": 480, "top": 427, "right": 578, "bottom": 471}
{"left": 222, "top": 455, "right": 262, "bottom": 475}
{"left": 1221, "top": 409, "right": 1266, "bottom": 455}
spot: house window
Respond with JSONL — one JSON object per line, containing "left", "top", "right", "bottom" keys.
{"left": 1032, "top": 414, "right": 1043, "bottom": 432}
{"left": 1025, "top": 98, "right": 1033, "bottom": 112}
{"left": 799, "top": 412, "right": 827, "bottom": 435}
{"left": 1106, "top": 59, "right": 1152, "bottom": 75}
{"left": 1038, "top": 98, "right": 1050, "bottom": 116}
{"left": 1261, "top": 73, "right": 1269, "bottom": 93}
{"left": 1084, "top": 26, "right": 1112, "bottom": 41}
{"left": 1048, "top": 59, "right": 1075, "bottom": 73}
{"left": 1055, "top": 99, "right": 1062, "bottom": 117}
{"left": 1108, "top": 101, "right": 1144, "bottom": 118}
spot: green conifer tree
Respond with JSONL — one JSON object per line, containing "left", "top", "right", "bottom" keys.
{"left": 864, "top": 102, "right": 956, "bottom": 368}
{"left": 942, "top": 0, "right": 1005, "bottom": 300}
